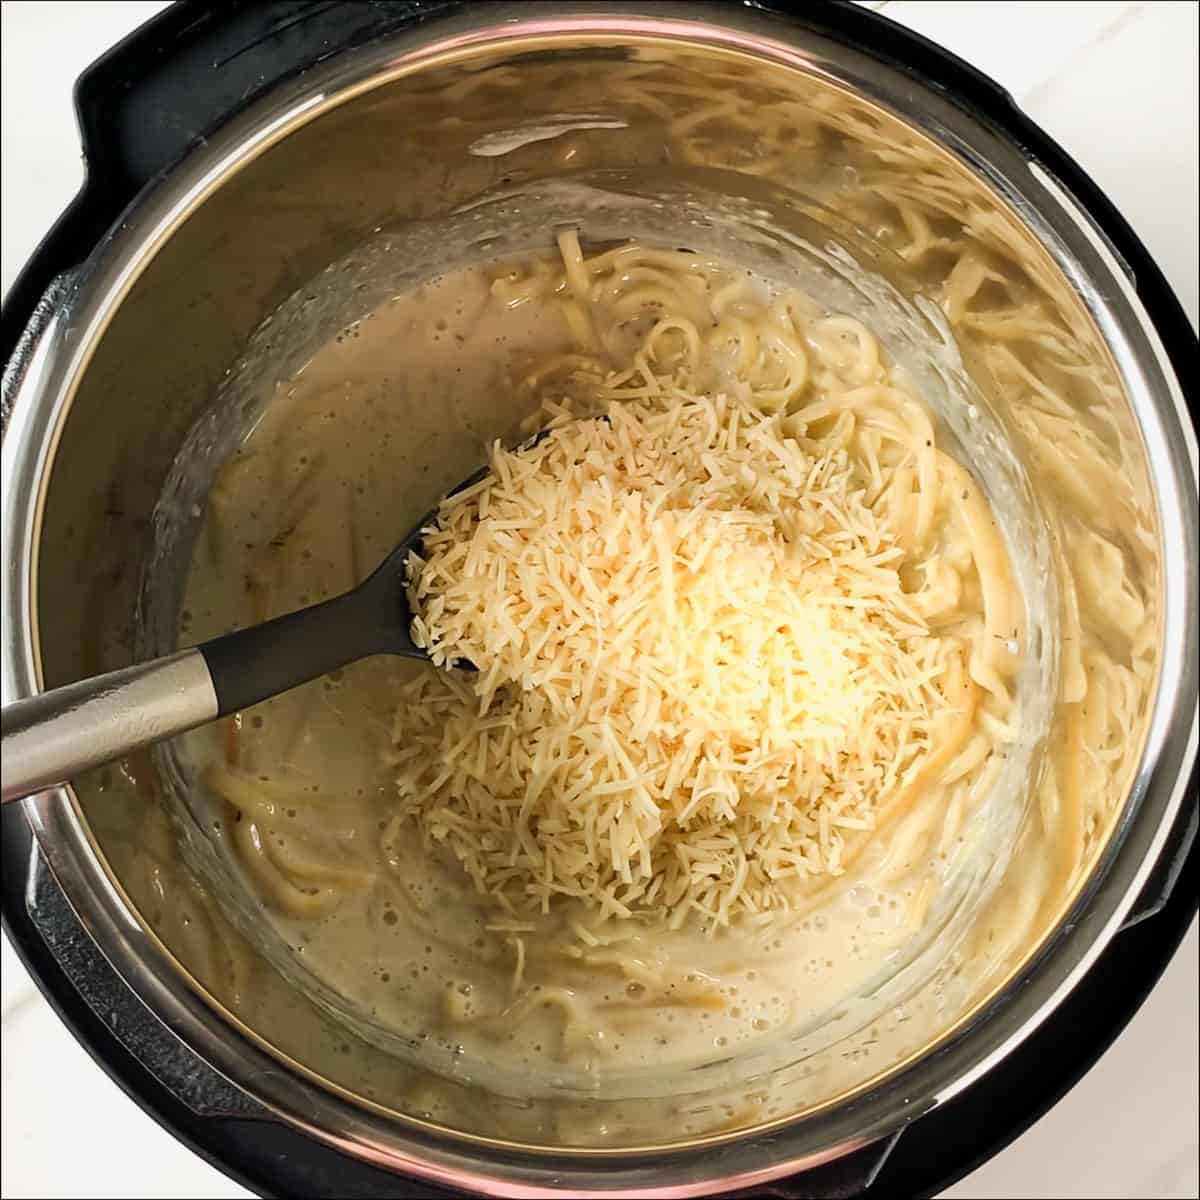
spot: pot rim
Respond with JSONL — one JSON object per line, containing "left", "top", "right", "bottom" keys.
{"left": 2, "top": 4, "right": 1196, "bottom": 1195}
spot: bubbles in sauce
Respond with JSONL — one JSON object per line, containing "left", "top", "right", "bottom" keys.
{"left": 176, "top": 254, "right": 998, "bottom": 1087}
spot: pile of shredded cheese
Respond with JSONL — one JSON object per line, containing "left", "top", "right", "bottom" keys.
{"left": 396, "top": 394, "right": 952, "bottom": 926}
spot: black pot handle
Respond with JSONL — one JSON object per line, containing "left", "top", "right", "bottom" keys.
{"left": 72, "top": 0, "right": 467, "bottom": 195}
{"left": 0, "top": 0, "right": 1032, "bottom": 371}
{"left": 0, "top": 0, "right": 462, "bottom": 366}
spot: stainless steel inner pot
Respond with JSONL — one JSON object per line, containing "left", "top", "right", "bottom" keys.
{"left": 2, "top": 4, "right": 1196, "bottom": 1196}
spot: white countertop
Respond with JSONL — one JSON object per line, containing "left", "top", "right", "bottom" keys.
{"left": 2, "top": 3, "right": 1197, "bottom": 1198}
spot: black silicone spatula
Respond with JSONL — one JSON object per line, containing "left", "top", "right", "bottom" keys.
{"left": 1, "top": 486, "right": 461, "bottom": 804}
{"left": 0, "top": 415, "right": 592, "bottom": 805}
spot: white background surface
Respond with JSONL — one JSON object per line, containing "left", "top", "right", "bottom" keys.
{"left": 2, "top": 2, "right": 1197, "bottom": 1198}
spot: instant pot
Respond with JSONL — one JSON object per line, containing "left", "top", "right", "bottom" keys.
{"left": 2, "top": 3, "right": 1197, "bottom": 1197}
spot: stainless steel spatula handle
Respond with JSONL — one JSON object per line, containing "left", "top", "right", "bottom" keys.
{"left": 1, "top": 650, "right": 218, "bottom": 803}
{"left": 0, "top": 549, "right": 426, "bottom": 804}
{"left": 0, "top": 451, "right": 520, "bottom": 803}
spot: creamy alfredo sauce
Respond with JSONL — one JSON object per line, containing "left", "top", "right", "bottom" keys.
{"left": 177, "top": 250, "right": 1002, "bottom": 1088}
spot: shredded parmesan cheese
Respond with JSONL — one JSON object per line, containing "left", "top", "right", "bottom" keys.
{"left": 396, "top": 394, "right": 953, "bottom": 926}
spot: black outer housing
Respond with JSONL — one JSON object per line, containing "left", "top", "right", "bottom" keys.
{"left": 1, "top": 3, "right": 1196, "bottom": 1198}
